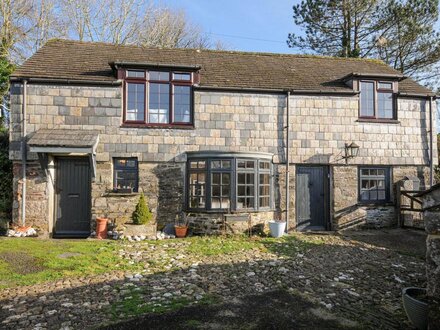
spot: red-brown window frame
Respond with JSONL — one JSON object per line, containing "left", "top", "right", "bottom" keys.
{"left": 122, "top": 69, "right": 194, "bottom": 128}
{"left": 358, "top": 80, "right": 397, "bottom": 120}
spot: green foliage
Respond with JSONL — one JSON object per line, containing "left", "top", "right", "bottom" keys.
{"left": 287, "top": 0, "right": 440, "bottom": 82}
{"left": 0, "top": 57, "right": 14, "bottom": 98}
{"left": 0, "top": 127, "right": 12, "bottom": 230}
{"left": 132, "top": 193, "right": 153, "bottom": 225}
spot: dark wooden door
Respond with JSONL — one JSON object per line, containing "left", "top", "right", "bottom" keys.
{"left": 54, "top": 157, "right": 91, "bottom": 237}
{"left": 296, "top": 166, "right": 329, "bottom": 231}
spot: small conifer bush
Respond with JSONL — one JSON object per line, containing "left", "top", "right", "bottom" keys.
{"left": 132, "top": 193, "right": 153, "bottom": 225}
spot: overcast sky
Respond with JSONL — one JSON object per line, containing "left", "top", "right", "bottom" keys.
{"left": 155, "top": 0, "right": 302, "bottom": 53}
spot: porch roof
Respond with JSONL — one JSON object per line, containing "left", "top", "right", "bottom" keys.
{"left": 28, "top": 129, "right": 99, "bottom": 153}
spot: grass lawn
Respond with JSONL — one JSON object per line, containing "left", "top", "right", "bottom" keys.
{"left": 0, "top": 234, "right": 323, "bottom": 290}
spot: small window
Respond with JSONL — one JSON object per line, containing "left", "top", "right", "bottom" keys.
{"left": 359, "top": 167, "right": 391, "bottom": 203}
{"left": 127, "top": 70, "right": 145, "bottom": 78}
{"left": 149, "top": 71, "right": 170, "bottom": 81}
{"left": 114, "top": 158, "right": 139, "bottom": 193}
{"left": 378, "top": 82, "right": 392, "bottom": 90}
{"left": 360, "top": 81, "right": 395, "bottom": 120}
{"left": 173, "top": 73, "right": 191, "bottom": 81}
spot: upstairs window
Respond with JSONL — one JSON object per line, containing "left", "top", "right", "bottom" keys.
{"left": 359, "top": 81, "right": 395, "bottom": 120}
{"left": 124, "top": 70, "right": 193, "bottom": 126}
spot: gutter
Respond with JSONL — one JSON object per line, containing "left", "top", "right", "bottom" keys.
{"left": 398, "top": 92, "right": 437, "bottom": 99}
{"left": 10, "top": 77, "right": 122, "bottom": 86}
{"left": 110, "top": 61, "right": 201, "bottom": 71}
{"left": 21, "top": 80, "right": 27, "bottom": 226}
{"left": 195, "top": 85, "right": 359, "bottom": 96}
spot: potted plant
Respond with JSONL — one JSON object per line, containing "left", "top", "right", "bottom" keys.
{"left": 402, "top": 287, "right": 428, "bottom": 330}
{"left": 268, "top": 213, "right": 286, "bottom": 238}
{"left": 132, "top": 193, "right": 153, "bottom": 225}
{"left": 174, "top": 214, "right": 189, "bottom": 238}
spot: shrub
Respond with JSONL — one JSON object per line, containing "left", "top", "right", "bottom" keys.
{"left": 132, "top": 193, "right": 153, "bottom": 225}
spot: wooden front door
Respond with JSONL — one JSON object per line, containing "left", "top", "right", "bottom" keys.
{"left": 296, "top": 166, "right": 329, "bottom": 231}
{"left": 54, "top": 157, "right": 91, "bottom": 237}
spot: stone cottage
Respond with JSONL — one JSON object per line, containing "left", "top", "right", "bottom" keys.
{"left": 8, "top": 39, "right": 438, "bottom": 237}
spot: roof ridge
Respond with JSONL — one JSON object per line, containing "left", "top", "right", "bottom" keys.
{"left": 46, "top": 38, "right": 387, "bottom": 65}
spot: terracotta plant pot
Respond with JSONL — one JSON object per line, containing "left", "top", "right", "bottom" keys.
{"left": 96, "top": 217, "right": 108, "bottom": 239}
{"left": 174, "top": 225, "right": 188, "bottom": 238}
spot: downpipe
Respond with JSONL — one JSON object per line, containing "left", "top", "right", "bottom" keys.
{"left": 429, "top": 96, "right": 434, "bottom": 187}
{"left": 21, "top": 80, "right": 27, "bottom": 226}
{"left": 285, "top": 91, "right": 290, "bottom": 232}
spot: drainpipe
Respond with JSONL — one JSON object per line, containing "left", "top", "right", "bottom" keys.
{"left": 429, "top": 96, "right": 434, "bottom": 187}
{"left": 285, "top": 91, "right": 290, "bottom": 232}
{"left": 21, "top": 80, "right": 27, "bottom": 226}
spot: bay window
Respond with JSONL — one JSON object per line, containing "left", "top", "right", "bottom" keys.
{"left": 187, "top": 154, "right": 273, "bottom": 212}
{"left": 124, "top": 69, "right": 193, "bottom": 126}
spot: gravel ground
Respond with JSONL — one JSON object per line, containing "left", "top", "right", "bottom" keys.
{"left": 0, "top": 229, "right": 427, "bottom": 329}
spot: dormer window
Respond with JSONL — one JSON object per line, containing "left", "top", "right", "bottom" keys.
{"left": 123, "top": 69, "right": 193, "bottom": 127}
{"left": 359, "top": 80, "right": 396, "bottom": 120}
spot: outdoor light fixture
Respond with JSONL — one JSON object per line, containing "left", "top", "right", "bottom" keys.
{"left": 344, "top": 142, "right": 360, "bottom": 164}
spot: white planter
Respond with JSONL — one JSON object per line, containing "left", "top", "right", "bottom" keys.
{"left": 269, "top": 221, "right": 286, "bottom": 238}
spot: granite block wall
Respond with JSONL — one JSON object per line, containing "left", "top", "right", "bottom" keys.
{"left": 8, "top": 82, "right": 437, "bottom": 234}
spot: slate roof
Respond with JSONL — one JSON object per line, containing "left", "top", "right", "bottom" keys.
{"left": 11, "top": 39, "right": 433, "bottom": 96}
{"left": 28, "top": 129, "right": 99, "bottom": 148}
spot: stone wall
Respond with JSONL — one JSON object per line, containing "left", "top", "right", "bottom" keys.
{"left": 333, "top": 165, "right": 431, "bottom": 230}
{"left": 8, "top": 83, "right": 437, "bottom": 234}
{"left": 11, "top": 161, "right": 48, "bottom": 234}
{"left": 9, "top": 84, "right": 437, "bottom": 166}
{"left": 187, "top": 211, "right": 277, "bottom": 235}
{"left": 91, "top": 162, "right": 184, "bottom": 230}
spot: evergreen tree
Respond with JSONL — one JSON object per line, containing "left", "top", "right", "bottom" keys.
{"left": 132, "top": 193, "right": 153, "bottom": 225}
{"left": 287, "top": 0, "right": 440, "bottom": 83}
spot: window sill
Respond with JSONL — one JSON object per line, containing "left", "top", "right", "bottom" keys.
{"left": 104, "top": 192, "right": 140, "bottom": 197}
{"left": 121, "top": 123, "right": 194, "bottom": 129}
{"left": 356, "top": 118, "right": 400, "bottom": 124}
{"left": 356, "top": 202, "right": 394, "bottom": 207}
{"left": 185, "top": 209, "right": 275, "bottom": 213}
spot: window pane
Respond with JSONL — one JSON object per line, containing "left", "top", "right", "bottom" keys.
{"left": 260, "top": 197, "right": 270, "bottom": 207}
{"left": 238, "top": 173, "right": 245, "bottom": 184}
{"left": 126, "top": 83, "right": 145, "bottom": 121}
{"left": 222, "top": 160, "right": 231, "bottom": 169}
{"left": 212, "top": 173, "right": 220, "bottom": 184}
{"left": 149, "top": 83, "right": 170, "bottom": 123}
{"left": 378, "top": 82, "right": 392, "bottom": 89}
{"left": 260, "top": 161, "right": 270, "bottom": 170}
{"left": 212, "top": 185, "right": 220, "bottom": 197}
{"left": 173, "top": 73, "right": 191, "bottom": 81}
{"left": 149, "top": 71, "right": 169, "bottom": 81}
{"left": 246, "top": 161, "right": 255, "bottom": 168}
{"left": 260, "top": 174, "right": 270, "bottom": 185}
{"left": 360, "top": 82, "right": 374, "bottom": 117}
{"left": 378, "top": 92, "right": 393, "bottom": 119}
{"left": 174, "top": 86, "right": 191, "bottom": 123}
{"left": 127, "top": 70, "right": 145, "bottom": 78}
{"left": 222, "top": 173, "right": 230, "bottom": 185}
{"left": 211, "top": 160, "right": 221, "bottom": 169}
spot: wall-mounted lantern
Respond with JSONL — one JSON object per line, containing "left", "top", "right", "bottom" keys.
{"left": 343, "top": 142, "right": 360, "bottom": 164}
